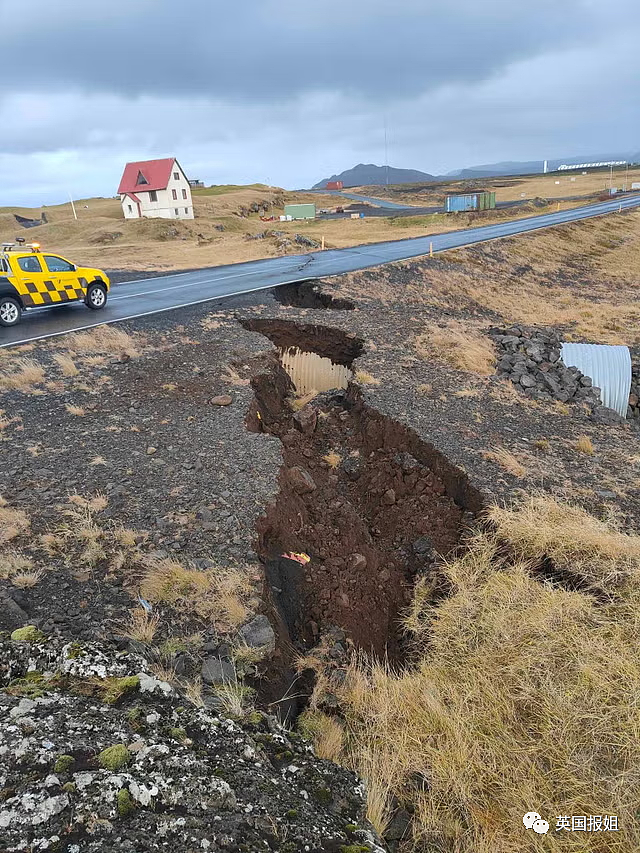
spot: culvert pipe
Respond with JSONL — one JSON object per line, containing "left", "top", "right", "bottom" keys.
{"left": 560, "top": 342, "right": 632, "bottom": 417}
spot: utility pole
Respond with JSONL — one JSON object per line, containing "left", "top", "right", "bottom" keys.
{"left": 384, "top": 116, "right": 389, "bottom": 186}
{"left": 69, "top": 192, "right": 78, "bottom": 221}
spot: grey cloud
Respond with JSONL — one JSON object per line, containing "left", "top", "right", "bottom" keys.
{"left": 4, "top": 0, "right": 618, "bottom": 101}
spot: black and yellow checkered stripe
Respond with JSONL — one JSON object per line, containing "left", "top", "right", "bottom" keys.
{"left": 15, "top": 277, "right": 87, "bottom": 307}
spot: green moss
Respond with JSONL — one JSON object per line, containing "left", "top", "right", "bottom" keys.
{"left": 246, "top": 711, "right": 263, "bottom": 726}
{"left": 62, "top": 782, "right": 77, "bottom": 793}
{"left": 343, "top": 824, "right": 358, "bottom": 834}
{"left": 66, "top": 642, "right": 84, "bottom": 659}
{"left": 5, "top": 671, "right": 46, "bottom": 699}
{"left": 286, "top": 809, "right": 298, "bottom": 819}
{"left": 116, "top": 788, "right": 135, "bottom": 817}
{"left": 98, "top": 744, "right": 132, "bottom": 771}
{"left": 313, "top": 786, "right": 333, "bottom": 805}
{"left": 54, "top": 754, "right": 75, "bottom": 774}
{"left": 102, "top": 676, "right": 140, "bottom": 705}
{"left": 10, "top": 626, "right": 45, "bottom": 644}
{"left": 169, "top": 727, "right": 187, "bottom": 741}
{"left": 339, "top": 846, "right": 370, "bottom": 853}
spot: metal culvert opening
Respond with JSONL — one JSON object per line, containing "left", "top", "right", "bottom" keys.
{"left": 560, "top": 343, "right": 632, "bottom": 417}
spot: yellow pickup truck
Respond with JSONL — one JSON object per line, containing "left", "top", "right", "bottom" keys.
{"left": 0, "top": 240, "right": 110, "bottom": 327}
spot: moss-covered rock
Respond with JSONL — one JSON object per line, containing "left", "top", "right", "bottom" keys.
{"left": 10, "top": 626, "right": 45, "bottom": 644}
{"left": 103, "top": 675, "right": 140, "bottom": 705}
{"left": 98, "top": 744, "right": 132, "bottom": 771}
{"left": 54, "top": 754, "right": 75, "bottom": 774}
{"left": 116, "top": 788, "right": 135, "bottom": 817}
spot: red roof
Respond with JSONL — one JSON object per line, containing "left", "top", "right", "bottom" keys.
{"left": 123, "top": 191, "right": 141, "bottom": 203}
{"left": 118, "top": 158, "right": 181, "bottom": 194}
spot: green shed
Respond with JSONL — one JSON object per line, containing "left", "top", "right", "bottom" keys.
{"left": 284, "top": 203, "right": 316, "bottom": 220}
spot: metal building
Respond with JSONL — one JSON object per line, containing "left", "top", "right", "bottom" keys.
{"left": 284, "top": 203, "right": 316, "bottom": 220}
{"left": 560, "top": 342, "right": 632, "bottom": 417}
{"left": 445, "top": 191, "right": 496, "bottom": 213}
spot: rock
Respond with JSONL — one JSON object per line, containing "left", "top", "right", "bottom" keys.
{"left": 520, "top": 374, "right": 537, "bottom": 388}
{"left": 146, "top": 446, "right": 157, "bottom": 455}
{"left": 346, "top": 554, "right": 367, "bottom": 571}
{"left": 293, "top": 406, "right": 318, "bottom": 434}
{"left": 381, "top": 488, "right": 396, "bottom": 505}
{"left": 211, "top": 395, "right": 233, "bottom": 406}
{"left": 412, "top": 535, "right": 433, "bottom": 556}
{"left": 342, "top": 457, "right": 362, "bottom": 481}
{"left": 10, "top": 625, "right": 45, "bottom": 644}
{"left": 237, "top": 615, "right": 276, "bottom": 654}
{"left": 287, "top": 466, "right": 317, "bottom": 494}
{"left": 0, "top": 595, "right": 29, "bottom": 632}
{"left": 201, "top": 657, "right": 236, "bottom": 685}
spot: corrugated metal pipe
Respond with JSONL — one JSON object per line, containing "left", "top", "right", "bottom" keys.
{"left": 560, "top": 342, "right": 632, "bottom": 417}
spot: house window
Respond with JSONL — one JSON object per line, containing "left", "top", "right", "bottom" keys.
{"left": 182, "top": 188, "right": 187, "bottom": 199}
{"left": 136, "top": 170, "right": 148, "bottom": 185}
{"left": 173, "top": 172, "right": 179, "bottom": 180}
{"left": 149, "top": 190, "right": 158, "bottom": 202}
{"left": 128, "top": 204, "right": 132, "bottom": 213}
{"left": 175, "top": 209, "right": 179, "bottom": 215}
{"left": 172, "top": 189, "right": 177, "bottom": 200}
{"left": 185, "top": 208, "right": 189, "bottom": 214}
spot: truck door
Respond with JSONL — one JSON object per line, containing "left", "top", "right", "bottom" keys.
{"left": 13, "top": 253, "right": 59, "bottom": 306}
{"left": 43, "top": 255, "right": 85, "bottom": 302}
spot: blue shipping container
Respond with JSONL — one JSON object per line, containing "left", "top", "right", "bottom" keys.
{"left": 445, "top": 193, "right": 478, "bottom": 212}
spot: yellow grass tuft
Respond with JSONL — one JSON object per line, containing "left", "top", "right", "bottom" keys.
{"left": 11, "top": 569, "right": 44, "bottom": 588}
{"left": 65, "top": 404, "right": 86, "bottom": 416}
{"left": 53, "top": 353, "right": 79, "bottom": 377}
{"left": 0, "top": 550, "right": 34, "bottom": 579}
{"left": 120, "top": 608, "right": 160, "bottom": 645}
{"left": 0, "top": 504, "right": 30, "bottom": 544}
{"left": 322, "top": 451, "right": 342, "bottom": 469}
{"left": 0, "top": 358, "right": 45, "bottom": 393}
{"left": 297, "top": 710, "right": 344, "bottom": 762}
{"left": 483, "top": 447, "right": 527, "bottom": 478}
{"left": 416, "top": 321, "right": 495, "bottom": 376}
{"left": 487, "top": 494, "right": 640, "bottom": 591}
{"left": 140, "top": 559, "right": 251, "bottom": 631}
{"left": 575, "top": 434, "right": 595, "bottom": 455}
{"left": 65, "top": 326, "right": 140, "bottom": 358}
{"left": 354, "top": 370, "right": 380, "bottom": 386}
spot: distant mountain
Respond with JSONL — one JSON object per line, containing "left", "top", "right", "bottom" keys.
{"left": 447, "top": 152, "right": 638, "bottom": 179}
{"left": 312, "top": 163, "right": 436, "bottom": 189}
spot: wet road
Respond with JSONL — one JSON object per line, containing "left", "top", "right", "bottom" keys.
{"left": 2, "top": 193, "right": 639, "bottom": 348}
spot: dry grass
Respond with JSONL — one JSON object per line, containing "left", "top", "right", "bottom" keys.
{"left": 289, "top": 390, "right": 318, "bottom": 411}
{"left": 53, "top": 353, "right": 79, "bottom": 377}
{"left": 0, "top": 358, "right": 45, "bottom": 393}
{"left": 575, "top": 434, "right": 595, "bottom": 455}
{"left": 322, "top": 451, "right": 342, "bottom": 469}
{"left": 0, "top": 550, "right": 34, "bottom": 580}
{"left": 483, "top": 447, "right": 527, "bottom": 478}
{"left": 354, "top": 370, "right": 380, "bottom": 386}
{"left": 120, "top": 608, "right": 160, "bottom": 645}
{"left": 0, "top": 504, "right": 30, "bottom": 544}
{"left": 297, "top": 710, "right": 344, "bottom": 762}
{"left": 65, "top": 326, "right": 140, "bottom": 358}
{"left": 488, "top": 494, "right": 640, "bottom": 591}
{"left": 320, "top": 499, "right": 640, "bottom": 852}
{"left": 139, "top": 558, "right": 252, "bottom": 631}
{"left": 416, "top": 322, "right": 495, "bottom": 376}
{"left": 65, "top": 404, "right": 86, "bottom": 416}
{"left": 11, "top": 569, "right": 44, "bottom": 588}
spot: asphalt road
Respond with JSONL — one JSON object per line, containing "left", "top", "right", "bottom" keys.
{"left": 2, "top": 193, "right": 639, "bottom": 348}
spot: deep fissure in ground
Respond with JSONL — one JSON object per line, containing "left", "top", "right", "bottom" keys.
{"left": 241, "top": 318, "right": 483, "bottom": 713}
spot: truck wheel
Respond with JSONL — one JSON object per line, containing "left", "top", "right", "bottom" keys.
{"left": 86, "top": 283, "right": 107, "bottom": 310}
{"left": 0, "top": 296, "right": 21, "bottom": 327}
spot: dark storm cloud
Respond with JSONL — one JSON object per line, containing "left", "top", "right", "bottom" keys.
{"left": 5, "top": 0, "right": 610, "bottom": 101}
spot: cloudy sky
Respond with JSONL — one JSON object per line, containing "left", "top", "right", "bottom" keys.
{"left": 4, "top": 0, "right": 638, "bottom": 206}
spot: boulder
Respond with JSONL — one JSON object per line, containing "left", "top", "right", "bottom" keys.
{"left": 287, "top": 466, "right": 317, "bottom": 494}
{"left": 237, "top": 615, "right": 276, "bottom": 654}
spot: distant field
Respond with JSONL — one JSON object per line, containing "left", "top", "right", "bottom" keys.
{"left": 354, "top": 165, "right": 640, "bottom": 207}
{"left": 0, "top": 182, "right": 620, "bottom": 273}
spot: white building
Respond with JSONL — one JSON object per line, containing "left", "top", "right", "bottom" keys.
{"left": 118, "top": 157, "right": 195, "bottom": 220}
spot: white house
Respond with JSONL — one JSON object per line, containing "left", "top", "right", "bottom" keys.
{"left": 118, "top": 157, "right": 195, "bottom": 220}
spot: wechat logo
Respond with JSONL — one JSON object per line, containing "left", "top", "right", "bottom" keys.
{"left": 523, "top": 812, "right": 550, "bottom": 835}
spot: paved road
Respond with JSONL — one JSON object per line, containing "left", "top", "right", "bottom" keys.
{"left": 317, "top": 190, "right": 414, "bottom": 210}
{"left": 2, "top": 193, "right": 639, "bottom": 348}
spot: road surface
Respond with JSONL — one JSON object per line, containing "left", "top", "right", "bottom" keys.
{"left": 2, "top": 193, "right": 639, "bottom": 348}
